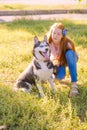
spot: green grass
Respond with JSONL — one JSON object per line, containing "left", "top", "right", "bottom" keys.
{"left": 0, "top": 19, "right": 87, "bottom": 130}
{"left": 0, "top": 4, "right": 87, "bottom": 10}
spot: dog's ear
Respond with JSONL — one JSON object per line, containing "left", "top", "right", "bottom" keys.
{"left": 34, "top": 36, "right": 38, "bottom": 44}
{"left": 44, "top": 35, "right": 47, "bottom": 42}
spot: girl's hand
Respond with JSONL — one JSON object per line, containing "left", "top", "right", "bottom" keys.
{"left": 53, "top": 60, "right": 59, "bottom": 66}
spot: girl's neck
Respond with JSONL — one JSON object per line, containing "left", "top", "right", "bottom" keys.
{"left": 53, "top": 42, "right": 60, "bottom": 47}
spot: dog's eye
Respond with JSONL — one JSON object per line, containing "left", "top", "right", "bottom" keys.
{"left": 40, "top": 45, "right": 44, "bottom": 47}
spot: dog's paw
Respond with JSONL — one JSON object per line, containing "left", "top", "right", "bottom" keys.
{"left": 20, "top": 88, "right": 30, "bottom": 93}
{"left": 40, "top": 93, "right": 45, "bottom": 98}
{"left": 52, "top": 88, "right": 57, "bottom": 93}
{"left": 13, "top": 86, "right": 18, "bottom": 92}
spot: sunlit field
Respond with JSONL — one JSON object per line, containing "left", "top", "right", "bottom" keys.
{"left": 0, "top": 19, "right": 87, "bottom": 130}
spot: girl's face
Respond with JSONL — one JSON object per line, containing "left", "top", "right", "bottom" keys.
{"left": 52, "top": 27, "right": 63, "bottom": 44}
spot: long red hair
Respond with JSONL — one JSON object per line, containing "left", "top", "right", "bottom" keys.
{"left": 47, "top": 22, "right": 76, "bottom": 66}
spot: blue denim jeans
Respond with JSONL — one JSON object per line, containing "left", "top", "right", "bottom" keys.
{"left": 56, "top": 50, "right": 78, "bottom": 82}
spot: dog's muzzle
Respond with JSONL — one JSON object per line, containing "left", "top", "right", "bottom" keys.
{"left": 39, "top": 49, "right": 50, "bottom": 61}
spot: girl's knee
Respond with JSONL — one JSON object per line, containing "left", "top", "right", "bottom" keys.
{"left": 65, "top": 50, "right": 74, "bottom": 58}
{"left": 65, "top": 50, "right": 77, "bottom": 63}
{"left": 56, "top": 66, "right": 66, "bottom": 80}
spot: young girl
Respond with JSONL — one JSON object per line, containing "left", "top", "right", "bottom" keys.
{"left": 47, "top": 22, "right": 79, "bottom": 97}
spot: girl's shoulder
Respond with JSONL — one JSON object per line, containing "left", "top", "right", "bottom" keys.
{"left": 67, "top": 42, "right": 73, "bottom": 49}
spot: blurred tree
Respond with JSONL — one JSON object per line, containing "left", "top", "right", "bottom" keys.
{"left": 79, "top": 0, "right": 87, "bottom": 4}
{"left": 74, "top": 0, "right": 87, "bottom": 4}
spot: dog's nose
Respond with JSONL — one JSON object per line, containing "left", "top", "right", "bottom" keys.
{"left": 45, "top": 48, "right": 48, "bottom": 52}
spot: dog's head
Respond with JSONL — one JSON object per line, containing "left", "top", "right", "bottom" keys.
{"left": 33, "top": 35, "right": 50, "bottom": 61}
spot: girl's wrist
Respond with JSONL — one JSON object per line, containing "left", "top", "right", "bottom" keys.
{"left": 53, "top": 60, "right": 59, "bottom": 66}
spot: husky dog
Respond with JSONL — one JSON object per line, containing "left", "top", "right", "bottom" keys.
{"left": 14, "top": 35, "right": 56, "bottom": 98}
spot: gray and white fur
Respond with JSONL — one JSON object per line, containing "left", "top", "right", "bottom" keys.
{"left": 14, "top": 35, "right": 56, "bottom": 97}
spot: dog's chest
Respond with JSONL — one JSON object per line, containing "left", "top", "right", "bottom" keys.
{"left": 34, "top": 62, "right": 53, "bottom": 81}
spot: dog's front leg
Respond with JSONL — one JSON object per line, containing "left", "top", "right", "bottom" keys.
{"left": 36, "top": 81, "right": 45, "bottom": 98}
{"left": 48, "top": 78, "right": 57, "bottom": 93}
